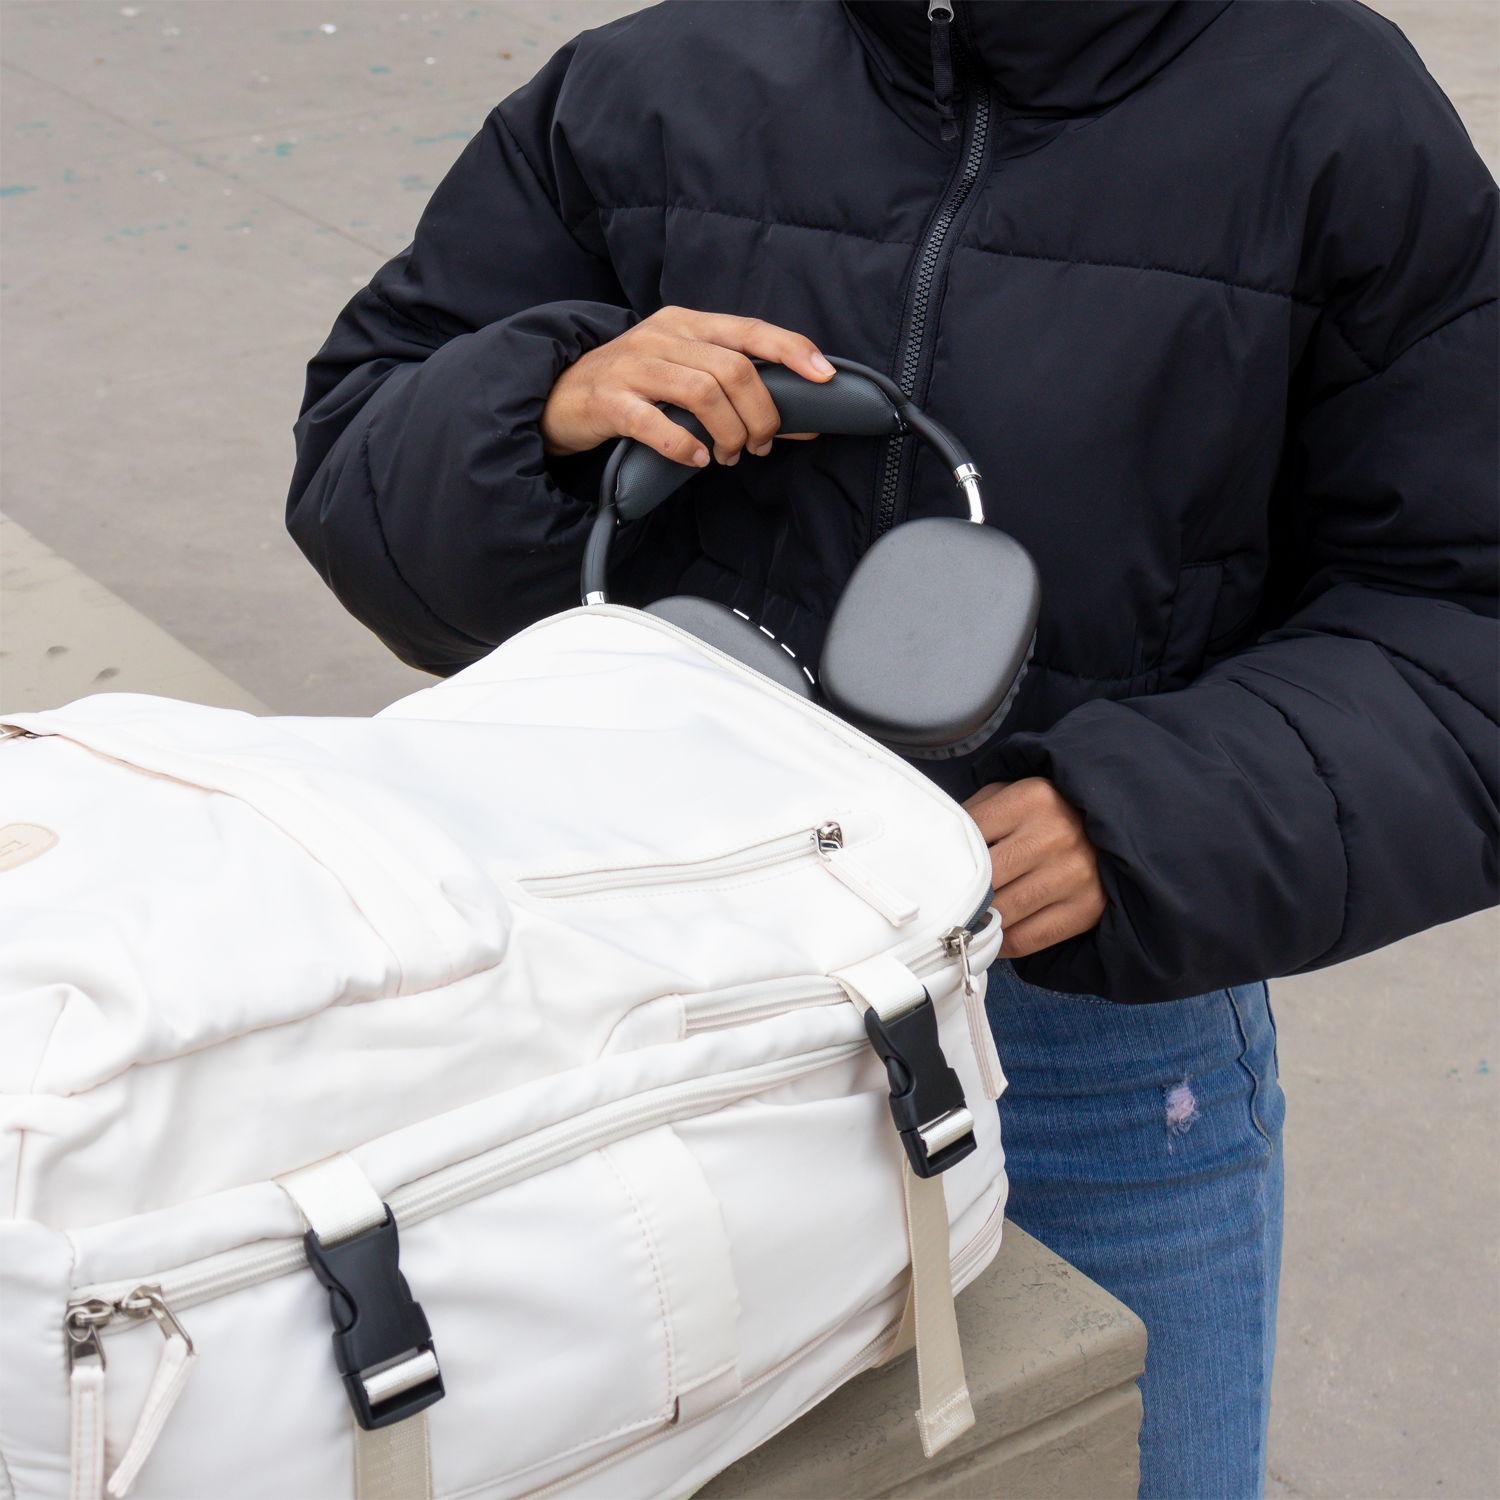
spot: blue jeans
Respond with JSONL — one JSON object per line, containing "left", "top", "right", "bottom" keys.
{"left": 987, "top": 964, "right": 1284, "bottom": 1500}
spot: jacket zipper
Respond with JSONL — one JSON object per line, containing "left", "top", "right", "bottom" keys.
{"left": 519, "top": 818, "right": 917, "bottom": 926}
{"left": 875, "top": 37, "right": 993, "bottom": 536}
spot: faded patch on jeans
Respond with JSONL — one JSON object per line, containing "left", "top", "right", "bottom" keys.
{"left": 1164, "top": 1077, "right": 1201, "bottom": 1152}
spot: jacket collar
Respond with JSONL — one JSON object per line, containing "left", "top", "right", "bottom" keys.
{"left": 844, "top": 1, "right": 1231, "bottom": 118}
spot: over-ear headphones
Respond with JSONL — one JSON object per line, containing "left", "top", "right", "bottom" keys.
{"left": 581, "top": 357, "right": 1040, "bottom": 762}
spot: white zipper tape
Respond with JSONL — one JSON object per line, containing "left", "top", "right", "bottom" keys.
{"left": 63, "top": 1043, "right": 866, "bottom": 1496}
{"left": 518, "top": 823, "right": 837, "bottom": 899}
{"left": 517, "top": 813, "right": 920, "bottom": 929}
{"left": 681, "top": 904, "right": 996, "bottom": 1033}
{"left": 70, "top": 1041, "right": 867, "bottom": 1317}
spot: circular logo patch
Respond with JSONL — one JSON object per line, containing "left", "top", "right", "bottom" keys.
{"left": 0, "top": 824, "right": 59, "bottom": 872}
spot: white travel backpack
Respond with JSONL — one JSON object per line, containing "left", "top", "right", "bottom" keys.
{"left": 0, "top": 606, "right": 1007, "bottom": 1500}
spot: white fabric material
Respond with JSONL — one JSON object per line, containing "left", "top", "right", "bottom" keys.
{"left": 104, "top": 1337, "right": 196, "bottom": 1499}
{"left": 903, "top": 1165, "right": 975, "bottom": 1457}
{"left": 2, "top": 608, "right": 1006, "bottom": 1500}
{"left": 829, "top": 953, "right": 929, "bottom": 1021}
{"left": 354, "top": 1416, "right": 431, "bottom": 1500}
{"left": 277, "top": 1155, "right": 388, "bottom": 1247}
{"left": 68, "top": 1363, "right": 104, "bottom": 1500}
{"left": 600, "top": 1127, "right": 742, "bottom": 1419}
{"left": 819, "top": 848, "right": 919, "bottom": 927}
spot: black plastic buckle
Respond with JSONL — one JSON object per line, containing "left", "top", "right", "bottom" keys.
{"left": 303, "top": 1209, "right": 445, "bottom": 1430}
{"left": 863, "top": 993, "right": 977, "bottom": 1178}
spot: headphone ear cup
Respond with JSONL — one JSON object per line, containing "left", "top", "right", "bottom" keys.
{"left": 820, "top": 519, "right": 1040, "bottom": 759}
{"left": 643, "top": 596, "right": 814, "bottom": 698}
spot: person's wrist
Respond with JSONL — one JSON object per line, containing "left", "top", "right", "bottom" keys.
{"left": 539, "top": 375, "right": 593, "bottom": 457}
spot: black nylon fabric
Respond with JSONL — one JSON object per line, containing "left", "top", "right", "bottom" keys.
{"left": 288, "top": 0, "right": 1498, "bottom": 1002}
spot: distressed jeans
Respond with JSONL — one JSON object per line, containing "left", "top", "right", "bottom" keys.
{"left": 987, "top": 964, "right": 1284, "bottom": 1500}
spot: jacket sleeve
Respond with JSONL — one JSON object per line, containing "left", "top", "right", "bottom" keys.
{"left": 286, "top": 45, "right": 637, "bottom": 675}
{"left": 986, "top": 71, "right": 1499, "bottom": 1002}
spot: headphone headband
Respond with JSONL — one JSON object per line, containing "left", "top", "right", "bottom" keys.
{"left": 582, "top": 357, "right": 984, "bottom": 605}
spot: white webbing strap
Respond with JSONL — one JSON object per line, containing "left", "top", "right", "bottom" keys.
{"left": 69, "top": 1358, "right": 105, "bottom": 1500}
{"left": 833, "top": 955, "right": 975, "bottom": 1457}
{"left": 276, "top": 1155, "right": 433, "bottom": 1500}
{"left": 355, "top": 1416, "right": 433, "bottom": 1500}
{"left": 830, "top": 951, "right": 928, "bottom": 1022}
{"left": 903, "top": 1162, "right": 974, "bottom": 1456}
{"left": 277, "top": 1153, "right": 388, "bottom": 1247}
{"left": 105, "top": 1334, "right": 197, "bottom": 1497}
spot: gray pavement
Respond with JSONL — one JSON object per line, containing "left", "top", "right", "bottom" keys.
{"left": 3, "top": 3, "right": 1497, "bottom": 1496}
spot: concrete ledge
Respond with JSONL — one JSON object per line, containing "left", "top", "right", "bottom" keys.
{"left": 702, "top": 1221, "right": 1145, "bottom": 1500}
{"left": 0, "top": 512, "right": 269, "bottom": 715}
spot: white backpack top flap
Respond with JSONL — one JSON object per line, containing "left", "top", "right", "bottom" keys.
{"left": 3, "top": 609, "right": 993, "bottom": 1223}
{"left": 378, "top": 608, "right": 993, "bottom": 966}
{"left": 0, "top": 696, "right": 510, "bottom": 1097}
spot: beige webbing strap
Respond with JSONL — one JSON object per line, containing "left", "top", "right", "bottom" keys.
{"left": 903, "top": 1163, "right": 975, "bottom": 1457}
{"left": 276, "top": 1157, "right": 435, "bottom": 1500}
{"left": 882, "top": 1280, "right": 918, "bottom": 1364}
{"left": 832, "top": 954, "right": 976, "bottom": 1456}
{"left": 355, "top": 1415, "right": 433, "bottom": 1500}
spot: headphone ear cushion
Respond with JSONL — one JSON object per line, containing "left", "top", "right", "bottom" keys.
{"left": 820, "top": 519, "right": 1041, "bottom": 759}
{"left": 644, "top": 596, "right": 814, "bottom": 698}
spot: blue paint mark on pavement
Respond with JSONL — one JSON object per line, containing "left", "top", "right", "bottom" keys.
{"left": 0, "top": 185, "right": 36, "bottom": 197}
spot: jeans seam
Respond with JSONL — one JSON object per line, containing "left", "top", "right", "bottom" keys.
{"left": 1228, "top": 984, "right": 1276, "bottom": 1146}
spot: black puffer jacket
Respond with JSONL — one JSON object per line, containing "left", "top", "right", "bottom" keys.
{"left": 288, "top": 0, "right": 1498, "bottom": 1003}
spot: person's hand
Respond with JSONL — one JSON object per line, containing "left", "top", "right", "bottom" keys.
{"left": 963, "top": 778, "right": 1107, "bottom": 959}
{"left": 540, "top": 306, "right": 834, "bottom": 466}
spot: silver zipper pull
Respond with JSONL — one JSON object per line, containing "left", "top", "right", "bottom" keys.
{"left": 941, "top": 926, "right": 976, "bottom": 998}
{"left": 815, "top": 821, "right": 844, "bottom": 854}
{"left": 65, "top": 1299, "right": 114, "bottom": 1370}
{"left": 118, "top": 1285, "right": 195, "bottom": 1352}
{"left": 945, "top": 918, "right": 1006, "bottom": 1100}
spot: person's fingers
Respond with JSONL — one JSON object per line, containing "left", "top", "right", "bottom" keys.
{"left": 655, "top": 338, "right": 784, "bottom": 459}
{"left": 543, "top": 309, "right": 838, "bottom": 460}
{"left": 654, "top": 308, "right": 836, "bottom": 386}
{"left": 989, "top": 850, "right": 1094, "bottom": 930}
{"left": 639, "top": 357, "right": 753, "bottom": 464}
{"left": 618, "top": 397, "right": 710, "bottom": 468}
{"left": 963, "top": 781, "right": 1021, "bottom": 844}
{"left": 999, "top": 891, "right": 1105, "bottom": 959}
{"left": 963, "top": 777, "right": 1106, "bottom": 956}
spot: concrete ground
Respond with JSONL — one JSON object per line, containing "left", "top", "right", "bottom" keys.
{"left": 2, "top": 3, "right": 1496, "bottom": 1495}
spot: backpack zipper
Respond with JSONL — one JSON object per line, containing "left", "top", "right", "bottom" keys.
{"left": 518, "top": 817, "right": 918, "bottom": 926}
{"left": 682, "top": 905, "right": 996, "bottom": 1032}
{"left": 875, "top": 33, "right": 993, "bottom": 536}
{"left": 60, "top": 1040, "right": 868, "bottom": 1489}
{"left": 65, "top": 1040, "right": 868, "bottom": 1323}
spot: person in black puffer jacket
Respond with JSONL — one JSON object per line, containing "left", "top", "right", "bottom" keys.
{"left": 287, "top": 4, "right": 1497, "bottom": 1494}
